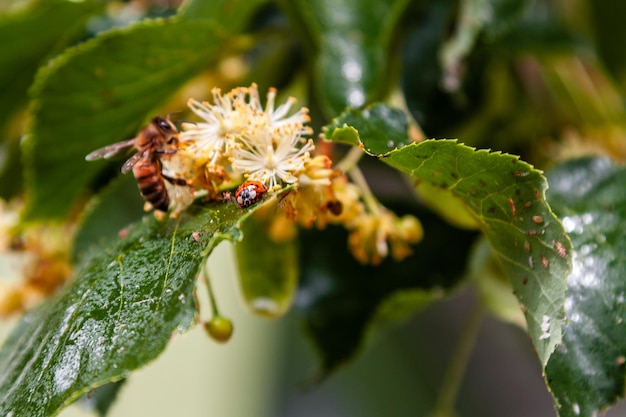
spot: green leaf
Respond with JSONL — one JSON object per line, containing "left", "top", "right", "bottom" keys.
{"left": 72, "top": 175, "right": 145, "bottom": 263}
{"left": 544, "top": 158, "right": 626, "bottom": 417}
{"left": 297, "top": 208, "right": 477, "bottom": 373}
{"left": 469, "top": 237, "right": 525, "bottom": 328}
{"left": 23, "top": 17, "right": 221, "bottom": 220}
{"left": 492, "top": 3, "right": 583, "bottom": 54}
{"left": 322, "top": 103, "right": 414, "bottom": 153}
{"left": 79, "top": 379, "right": 126, "bottom": 417}
{"left": 0, "top": 135, "right": 24, "bottom": 199}
{"left": 23, "top": 0, "right": 264, "bottom": 221}
{"left": 0, "top": 0, "right": 102, "bottom": 131}
{"left": 589, "top": 0, "right": 626, "bottom": 84}
{"left": 280, "top": 0, "right": 411, "bottom": 116}
{"left": 400, "top": 0, "right": 459, "bottom": 133}
{"left": 234, "top": 213, "right": 299, "bottom": 318}
{"left": 0, "top": 199, "right": 268, "bottom": 417}
{"left": 414, "top": 181, "right": 480, "bottom": 230}
{"left": 323, "top": 105, "right": 571, "bottom": 366}
{"left": 440, "top": 0, "right": 528, "bottom": 91}
{"left": 179, "top": 0, "right": 266, "bottom": 28}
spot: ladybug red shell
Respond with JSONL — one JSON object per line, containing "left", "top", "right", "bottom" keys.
{"left": 235, "top": 180, "right": 268, "bottom": 208}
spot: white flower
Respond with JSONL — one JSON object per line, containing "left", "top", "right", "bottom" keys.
{"left": 179, "top": 87, "right": 251, "bottom": 164}
{"left": 180, "top": 84, "right": 315, "bottom": 191}
{"left": 247, "top": 84, "right": 312, "bottom": 135}
{"left": 231, "top": 125, "right": 314, "bottom": 190}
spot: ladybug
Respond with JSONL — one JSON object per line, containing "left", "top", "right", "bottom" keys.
{"left": 235, "top": 180, "right": 268, "bottom": 209}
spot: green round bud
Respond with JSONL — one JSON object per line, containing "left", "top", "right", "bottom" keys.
{"left": 204, "top": 316, "right": 234, "bottom": 343}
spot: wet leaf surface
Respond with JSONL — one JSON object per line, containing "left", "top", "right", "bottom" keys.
{"left": 281, "top": 0, "right": 410, "bottom": 116}
{"left": 78, "top": 379, "right": 126, "bottom": 417}
{"left": 72, "top": 175, "right": 145, "bottom": 263}
{"left": 234, "top": 212, "right": 299, "bottom": 318}
{"left": 545, "top": 158, "right": 626, "bottom": 417}
{"left": 322, "top": 104, "right": 414, "bottom": 154}
{"left": 0, "top": 199, "right": 268, "bottom": 417}
{"left": 324, "top": 105, "right": 571, "bottom": 366}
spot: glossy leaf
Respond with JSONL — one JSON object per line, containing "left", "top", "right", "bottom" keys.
{"left": 72, "top": 174, "right": 145, "bottom": 263}
{"left": 0, "top": 199, "right": 269, "bottom": 417}
{"left": 0, "top": 0, "right": 102, "bottom": 131}
{"left": 179, "top": 0, "right": 266, "bottom": 28}
{"left": 281, "top": 0, "right": 411, "bottom": 116}
{"left": 234, "top": 211, "right": 299, "bottom": 318}
{"left": 415, "top": 181, "right": 479, "bottom": 230}
{"left": 441, "top": 0, "right": 528, "bottom": 89}
{"left": 544, "top": 158, "right": 626, "bottom": 417}
{"left": 297, "top": 209, "right": 477, "bottom": 373}
{"left": 469, "top": 237, "right": 525, "bottom": 328}
{"left": 23, "top": 18, "right": 220, "bottom": 220}
{"left": 322, "top": 103, "right": 414, "bottom": 154}
{"left": 400, "top": 1, "right": 579, "bottom": 141}
{"left": 0, "top": 0, "right": 102, "bottom": 199}
{"left": 79, "top": 379, "right": 126, "bottom": 417}
{"left": 400, "top": 0, "right": 460, "bottom": 133}
{"left": 323, "top": 105, "right": 571, "bottom": 366}
{"left": 0, "top": 135, "right": 24, "bottom": 199}
{"left": 589, "top": 0, "right": 626, "bottom": 82}
{"left": 23, "top": 0, "right": 264, "bottom": 221}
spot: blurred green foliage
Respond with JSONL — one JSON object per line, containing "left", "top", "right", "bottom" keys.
{"left": 0, "top": 0, "right": 625, "bottom": 416}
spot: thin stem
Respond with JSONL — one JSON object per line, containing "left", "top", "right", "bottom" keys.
{"left": 430, "top": 294, "right": 484, "bottom": 417}
{"left": 348, "top": 165, "right": 381, "bottom": 216}
{"left": 201, "top": 263, "right": 220, "bottom": 317}
{"left": 387, "top": 87, "right": 426, "bottom": 142}
{"left": 335, "top": 145, "right": 364, "bottom": 173}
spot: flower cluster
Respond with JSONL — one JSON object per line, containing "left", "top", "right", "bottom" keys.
{"left": 276, "top": 172, "right": 423, "bottom": 265}
{"left": 162, "top": 84, "right": 422, "bottom": 265}
{"left": 0, "top": 200, "right": 73, "bottom": 316}
{"left": 0, "top": 86, "right": 422, "bottom": 319}
{"left": 178, "top": 84, "right": 313, "bottom": 191}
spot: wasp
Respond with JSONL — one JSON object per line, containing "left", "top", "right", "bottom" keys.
{"left": 85, "top": 117, "right": 188, "bottom": 211}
